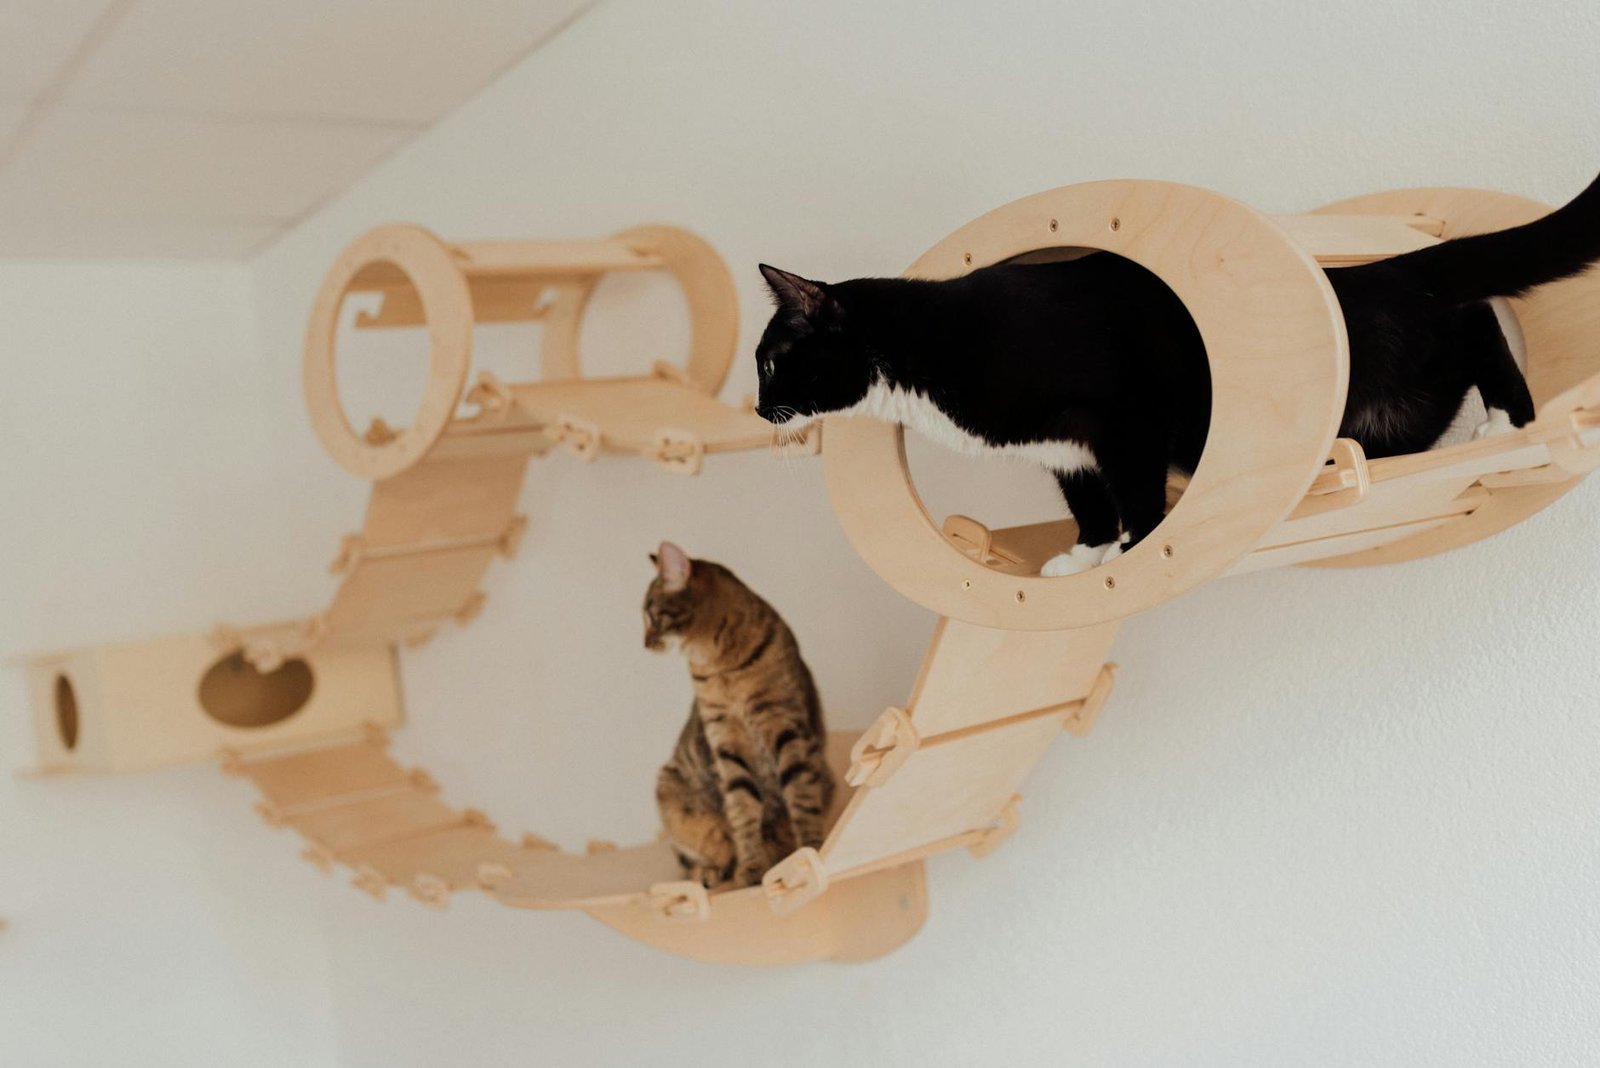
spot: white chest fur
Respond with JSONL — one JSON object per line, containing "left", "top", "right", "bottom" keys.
{"left": 823, "top": 382, "right": 1099, "bottom": 473}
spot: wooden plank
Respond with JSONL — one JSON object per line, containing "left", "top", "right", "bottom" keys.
{"left": 449, "top": 239, "right": 663, "bottom": 277}
{"left": 907, "top": 619, "right": 1117, "bottom": 735}
{"left": 1269, "top": 212, "right": 1442, "bottom": 265}
{"left": 821, "top": 710, "right": 1066, "bottom": 875}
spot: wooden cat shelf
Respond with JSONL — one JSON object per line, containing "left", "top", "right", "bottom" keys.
{"left": 25, "top": 182, "right": 1600, "bottom": 966}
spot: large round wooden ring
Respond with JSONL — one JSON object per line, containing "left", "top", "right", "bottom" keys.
{"left": 303, "top": 224, "right": 474, "bottom": 480}
{"left": 824, "top": 180, "right": 1348, "bottom": 629}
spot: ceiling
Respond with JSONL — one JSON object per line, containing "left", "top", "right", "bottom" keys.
{"left": 0, "top": 0, "right": 592, "bottom": 259}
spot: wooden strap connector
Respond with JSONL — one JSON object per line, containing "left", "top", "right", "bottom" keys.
{"left": 846, "top": 706, "right": 919, "bottom": 788}
{"left": 302, "top": 844, "right": 337, "bottom": 874}
{"left": 1292, "top": 439, "right": 1370, "bottom": 519}
{"left": 968, "top": 795, "right": 1022, "bottom": 859}
{"left": 548, "top": 413, "right": 601, "bottom": 460}
{"left": 351, "top": 865, "right": 389, "bottom": 901}
{"left": 942, "top": 514, "right": 993, "bottom": 560}
{"left": 646, "top": 428, "right": 705, "bottom": 475}
{"left": 762, "top": 847, "right": 829, "bottom": 916}
{"left": 477, "top": 863, "right": 513, "bottom": 891}
{"left": 363, "top": 417, "right": 399, "bottom": 446}
{"left": 410, "top": 873, "right": 452, "bottom": 910}
{"left": 1064, "top": 663, "right": 1118, "bottom": 737}
{"left": 648, "top": 880, "right": 711, "bottom": 922}
{"left": 465, "top": 370, "right": 515, "bottom": 421}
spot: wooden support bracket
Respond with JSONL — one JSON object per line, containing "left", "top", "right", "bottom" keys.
{"left": 845, "top": 707, "right": 919, "bottom": 788}
{"left": 548, "top": 413, "right": 601, "bottom": 461}
{"left": 1064, "top": 663, "right": 1118, "bottom": 737}
{"left": 762, "top": 847, "right": 829, "bottom": 916}
{"left": 968, "top": 795, "right": 1022, "bottom": 859}
{"left": 646, "top": 428, "right": 705, "bottom": 475}
{"left": 647, "top": 880, "right": 711, "bottom": 922}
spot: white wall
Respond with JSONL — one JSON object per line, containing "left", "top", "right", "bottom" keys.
{"left": 0, "top": 263, "right": 341, "bottom": 1067}
{"left": 8, "top": 1, "right": 1600, "bottom": 1065}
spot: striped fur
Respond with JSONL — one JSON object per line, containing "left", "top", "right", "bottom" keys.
{"left": 645, "top": 542, "right": 835, "bottom": 889}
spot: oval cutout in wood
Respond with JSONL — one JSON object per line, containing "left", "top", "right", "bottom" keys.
{"left": 54, "top": 674, "right": 79, "bottom": 751}
{"left": 198, "top": 652, "right": 314, "bottom": 729}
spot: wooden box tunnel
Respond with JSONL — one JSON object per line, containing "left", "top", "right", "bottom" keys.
{"left": 27, "top": 180, "right": 1600, "bottom": 966}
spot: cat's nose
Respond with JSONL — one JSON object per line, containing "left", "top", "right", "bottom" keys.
{"left": 756, "top": 405, "right": 782, "bottom": 423}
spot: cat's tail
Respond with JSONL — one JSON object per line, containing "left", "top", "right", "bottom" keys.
{"left": 1377, "top": 170, "right": 1600, "bottom": 302}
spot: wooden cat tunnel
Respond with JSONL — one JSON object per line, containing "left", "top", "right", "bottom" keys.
{"left": 25, "top": 181, "right": 1600, "bottom": 967}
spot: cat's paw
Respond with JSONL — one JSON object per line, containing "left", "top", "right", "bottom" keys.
{"left": 1040, "top": 542, "right": 1118, "bottom": 577}
{"left": 732, "top": 862, "right": 767, "bottom": 888}
{"left": 1474, "top": 407, "right": 1515, "bottom": 440}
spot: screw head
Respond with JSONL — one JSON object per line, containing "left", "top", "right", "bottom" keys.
{"left": 1109, "top": 217, "right": 1122, "bottom": 232}
{"left": 1103, "top": 576, "right": 1116, "bottom": 590}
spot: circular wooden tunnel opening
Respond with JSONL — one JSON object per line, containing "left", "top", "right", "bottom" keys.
{"left": 54, "top": 674, "right": 79, "bottom": 751}
{"left": 902, "top": 245, "right": 1210, "bottom": 575}
{"left": 334, "top": 262, "right": 436, "bottom": 447}
{"left": 198, "top": 651, "right": 315, "bottom": 729}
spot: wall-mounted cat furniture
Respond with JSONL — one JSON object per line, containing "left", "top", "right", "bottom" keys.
{"left": 26, "top": 181, "right": 1600, "bottom": 967}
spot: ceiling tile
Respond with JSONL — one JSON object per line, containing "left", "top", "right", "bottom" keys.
{"left": 0, "top": 0, "right": 118, "bottom": 101}
{"left": 0, "top": 107, "right": 410, "bottom": 222}
{"left": 62, "top": 0, "right": 590, "bottom": 123}
{"left": 0, "top": 213, "right": 277, "bottom": 258}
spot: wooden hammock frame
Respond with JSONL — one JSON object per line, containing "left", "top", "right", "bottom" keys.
{"left": 26, "top": 182, "right": 1600, "bottom": 967}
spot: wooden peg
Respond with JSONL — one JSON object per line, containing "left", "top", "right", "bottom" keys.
{"left": 328, "top": 534, "right": 365, "bottom": 575}
{"left": 302, "top": 844, "right": 337, "bottom": 874}
{"left": 363, "top": 417, "right": 399, "bottom": 446}
{"left": 410, "top": 873, "right": 451, "bottom": 910}
{"left": 968, "top": 795, "right": 1022, "bottom": 859}
{"left": 549, "top": 413, "right": 601, "bottom": 460}
{"left": 498, "top": 515, "right": 529, "bottom": 559}
{"left": 647, "top": 428, "right": 705, "bottom": 475}
{"left": 1064, "top": 662, "right": 1118, "bottom": 737}
{"left": 351, "top": 866, "right": 388, "bottom": 902}
{"left": 454, "top": 591, "right": 487, "bottom": 626}
{"left": 647, "top": 880, "right": 711, "bottom": 922}
{"left": 651, "top": 360, "right": 690, "bottom": 385}
{"left": 845, "top": 707, "right": 919, "bottom": 788}
{"left": 464, "top": 370, "right": 515, "bottom": 421}
{"left": 520, "top": 832, "right": 558, "bottom": 852}
{"left": 477, "top": 863, "right": 512, "bottom": 890}
{"left": 762, "top": 847, "right": 829, "bottom": 916}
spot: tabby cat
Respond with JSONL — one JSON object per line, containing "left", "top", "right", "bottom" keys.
{"left": 645, "top": 542, "right": 835, "bottom": 889}
{"left": 753, "top": 171, "right": 1600, "bottom": 577}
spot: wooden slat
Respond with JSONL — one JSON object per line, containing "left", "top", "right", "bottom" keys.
{"left": 449, "top": 239, "right": 663, "bottom": 277}
{"left": 1270, "top": 213, "right": 1443, "bottom": 266}
{"left": 907, "top": 618, "right": 1117, "bottom": 736}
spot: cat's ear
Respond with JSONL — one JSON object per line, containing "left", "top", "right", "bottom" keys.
{"left": 656, "top": 541, "right": 692, "bottom": 592}
{"left": 759, "top": 264, "right": 830, "bottom": 319}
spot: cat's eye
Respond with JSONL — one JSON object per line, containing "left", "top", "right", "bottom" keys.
{"left": 761, "top": 359, "right": 775, "bottom": 379}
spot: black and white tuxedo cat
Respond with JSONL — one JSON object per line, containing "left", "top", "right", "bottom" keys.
{"left": 754, "top": 173, "right": 1600, "bottom": 576}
